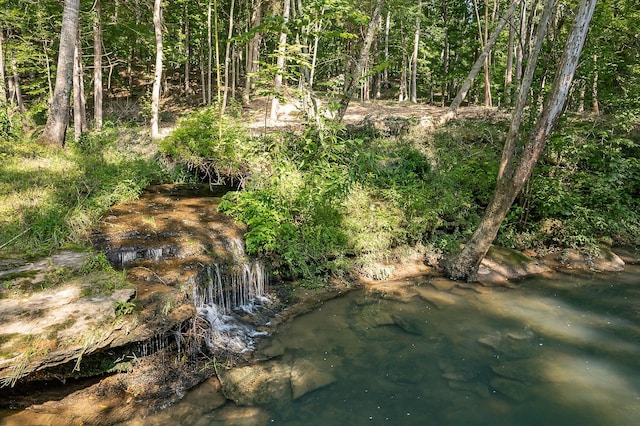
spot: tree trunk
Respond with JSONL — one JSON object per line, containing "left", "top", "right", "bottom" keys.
{"left": 207, "top": 0, "right": 212, "bottom": 105}
{"left": 410, "top": 0, "right": 421, "bottom": 103}
{"left": 504, "top": 12, "right": 514, "bottom": 106}
{"left": 42, "top": 0, "right": 80, "bottom": 146}
{"left": 150, "top": 0, "right": 163, "bottom": 139}
{"left": 200, "top": 44, "right": 207, "bottom": 105}
{"left": 0, "top": 30, "right": 7, "bottom": 105}
{"left": 73, "top": 37, "right": 87, "bottom": 142}
{"left": 244, "top": 0, "right": 262, "bottom": 104}
{"left": 441, "top": 0, "right": 520, "bottom": 124}
{"left": 515, "top": 0, "right": 527, "bottom": 83}
{"left": 440, "top": 5, "right": 449, "bottom": 107}
{"left": 221, "top": 0, "right": 236, "bottom": 114}
{"left": 591, "top": 54, "right": 599, "bottom": 114}
{"left": 270, "top": 0, "right": 290, "bottom": 122}
{"left": 442, "top": 0, "right": 596, "bottom": 282}
{"left": 184, "top": 4, "right": 191, "bottom": 95}
{"left": 93, "top": 0, "right": 103, "bottom": 131}
{"left": 383, "top": 11, "right": 390, "bottom": 88}
{"left": 335, "top": 0, "right": 384, "bottom": 122}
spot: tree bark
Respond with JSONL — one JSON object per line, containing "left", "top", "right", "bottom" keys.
{"left": 0, "top": 30, "right": 6, "bottom": 105}
{"left": 184, "top": 3, "right": 191, "bottom": 95}
{"left": 150, "top": 0, "right": 163, "bottom": 139}
{"left": 410, "top": 0, "right": 422, "bottom": 103}
{"left": 93, "top": 0, "right": 103, "bottom": 130}
{"left": 335, "top": 0, "right": 384, "bottom": 122}
{"left": 591, "top": 54, "right": 599, "bottom": 114}
{"left": 442, "top": 0, "right": 596, "bottom": 282}
{"left": 270, "top": 0, "right": 290, "bottom": 122}
{"left": 73, "top": 37, "right": 87, "bottom": 142}
{"left": 221, "top": 0, "right": 236, "bottom": 114}
{"left": 441, "top": 0, "right": 520, "bottom": 124}
{"left": 243, "top": 0, "right": 262, "bottom": 104}
{"left": 42, "top": 0, "right": 80, "bottom": 146}
{"left": 504, "top": 12, "right": 515, "bottom": 106}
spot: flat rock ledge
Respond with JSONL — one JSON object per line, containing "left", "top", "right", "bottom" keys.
{"left": 477, "top": 244, "right": 635, "bottom": 284}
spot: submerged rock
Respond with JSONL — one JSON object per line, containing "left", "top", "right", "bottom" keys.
{"left": 219, "top": 359, "right": 335, "bottom": 405}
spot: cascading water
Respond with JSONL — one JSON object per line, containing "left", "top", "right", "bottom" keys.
{"left": 193, "top": 260, "right": 272, "bottom": 354}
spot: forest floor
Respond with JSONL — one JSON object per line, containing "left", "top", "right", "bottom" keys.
{"left": 241, "top": 97, "right": 510, "bottom": 132}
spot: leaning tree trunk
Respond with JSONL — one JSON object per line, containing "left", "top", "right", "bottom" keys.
{"left": 442, "top": 0, "right": 597, "bottom": 282}
{"left": 42, "top": 0, "right": 80, "bottom": 146}
{"left": 440, "top": 0, "right": 520, "bottom": 124}
{"left": 335, "top": 0, "right": 384, "bottom": 123}
{"left": 150, "top": 0, "right": 163, "bottom": 139}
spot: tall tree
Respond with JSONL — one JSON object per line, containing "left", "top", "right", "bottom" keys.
{"left": 270, "top": 0, "right": 291, "bottom": 122}
{"left": 335, "top": 0, "right": 384, "bottom": 123}
{"left": 93, "top": 0, "right": 103, "bottom": 131}
{"left": 0, "top": 30, "right": 6, "bottom": 105}
{"left": 442, "top": 0, "right": 597, "bottom": 282}
{"left": 440, "top": 0, "right": 520, "bottom": 124}
{"left": 41, "top": 0, "right": 80, "bottom": 146}
{"left": 150, "top": 0, "right": 163, "bottom": 139}
{"left": 410, "top": 0, "right": 422, "bottom": 103}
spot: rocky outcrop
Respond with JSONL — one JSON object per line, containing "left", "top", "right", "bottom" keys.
{"left": 477, "top": 246, "right": 551, "bottom": 284}
{"left": 0, "top": 251, "right": 138, "bottom": 387}
{"left": 540, "top": 245, "right": 625, "bottom": 272}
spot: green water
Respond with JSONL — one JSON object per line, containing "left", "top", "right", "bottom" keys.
{"left": 131, "top": 267, "right": 640, "bottom": 426}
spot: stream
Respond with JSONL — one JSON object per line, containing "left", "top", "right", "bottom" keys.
{"left": 125, "top": 267, "right": 640, "bottom": 425}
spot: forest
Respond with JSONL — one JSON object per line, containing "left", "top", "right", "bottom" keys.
{"left": 0, "top": 0, "right": 638, "bottom": 283}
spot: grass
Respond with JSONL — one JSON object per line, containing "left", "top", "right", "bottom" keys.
{"left": 0, "top": 125, "right": 172, "bottom": 260}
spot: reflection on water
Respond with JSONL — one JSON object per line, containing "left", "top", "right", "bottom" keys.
{"left": 124, "top": 269, "right": 640, "bottom": 425}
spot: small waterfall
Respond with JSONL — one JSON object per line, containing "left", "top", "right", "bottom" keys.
{"left": 119, "top": 249, "right": 138, "bottom": 266}
{"left": 193, "top": 261, "right": 271, "bottom": 354}
{"left": 146, "top": 247, "right": 163, "bottom": 261}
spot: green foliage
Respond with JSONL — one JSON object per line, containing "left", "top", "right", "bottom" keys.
{"left": 159, "top": 106, "right": 258, "bottom": 184}
{"left": 0, "top": 127, "right": 170, "bottom": 258}
{"left": 498, "top": 116, "right": 640, "bottom": 250}
{"left": 114, "top": 301, "right": 136, "bottom": 318}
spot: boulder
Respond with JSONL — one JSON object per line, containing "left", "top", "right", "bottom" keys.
{"left": 290, "top": 359, "right": 335, "bottom": 399}
{"left": 541, "top": 245, "right": 625, "bottom": 272}
{"left": 478, "top": 246, "right": 551, "bottom": 284}
{"left": 219, "top": 362, "right": 292, "bottom": 406}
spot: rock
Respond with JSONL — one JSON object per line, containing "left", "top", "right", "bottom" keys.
{"left": 391, "top": 314, "right": 423, "bottom": 335}
{"left": 478, "top": 330, "right": 535, "bottom": 359}
{"left": 541, "top": 245, "right": 625, "bottom": 272}
{"left": 206, "top": 404, "right": 271, "bottom": 426}
{"left": 490, "top": 359, "right": 556, "bottom": 383}
{"left": 290, "top": 359, "right": 335, "bottom": 399}
{"left": 438, "top": 359, "right": 480, "bottom": 382}
{"left": 414, "top": 285, "right": 458, "bottom": 309}
{"left": 448, "top": 379, "right": 490, "bottom": 398}
{"left": 478, "top": 246, "right": 551, "bottom": 283}
{"left": 219, "top": 362, "right": 291, "bottom": 406}
{"left": 429, "top": 278, "right": 456, "bottom": 292}
{"left": 490, "top": 377, "right": 530, "bottom": 402}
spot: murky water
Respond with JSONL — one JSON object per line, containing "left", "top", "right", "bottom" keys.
{"left": 127, "top": 267, "right": 640, "bottom": 426}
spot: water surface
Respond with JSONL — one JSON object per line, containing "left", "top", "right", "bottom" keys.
{"left": 123, "top": 268, "right": 640, "bottom": 425}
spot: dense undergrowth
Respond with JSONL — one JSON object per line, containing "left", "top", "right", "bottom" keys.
{"left": 161, "top": 107, "right": 640, "bottom": 282}
{"left": 1, "top": 107, "right": 638, "bottom": 283}
{"left": 0, "top": 123, "right": 171, "bottom": 259}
